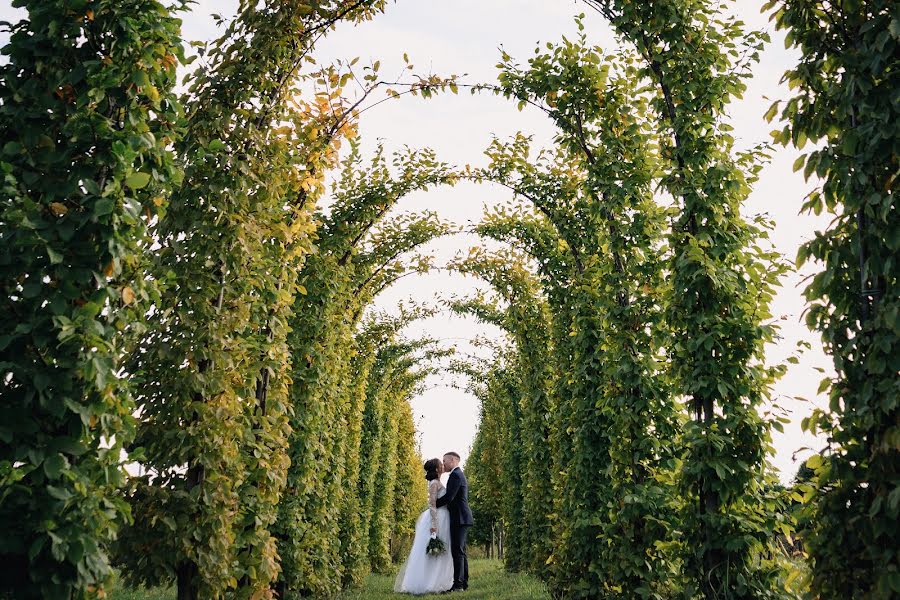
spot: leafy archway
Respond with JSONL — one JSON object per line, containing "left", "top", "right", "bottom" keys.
{"left": 0, "top": 1, "right": 895, "bottom": 599}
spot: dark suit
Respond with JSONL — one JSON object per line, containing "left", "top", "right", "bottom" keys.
{"left": 436, "top": 467, "right": 473, "bottom": 589}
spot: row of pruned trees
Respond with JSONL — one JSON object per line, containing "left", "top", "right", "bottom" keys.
{"left": 1, "top": 0, "right": 895, "bottom": 599}
{"left": 456, "top": 6, "right": 788, "bottom": 594}
{"left": 458, "top": 1, "right": 896, "bottom": 599}
{"left": 0, "top": 1, "right": 456, "bottom": 598}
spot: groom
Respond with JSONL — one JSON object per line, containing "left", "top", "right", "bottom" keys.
{"left": 436, "top": 451, "right": 473, "bottom": 592}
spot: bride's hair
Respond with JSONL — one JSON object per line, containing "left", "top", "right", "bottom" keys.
{"left": 423, "top": 458, "right": 440, "bottom": 481}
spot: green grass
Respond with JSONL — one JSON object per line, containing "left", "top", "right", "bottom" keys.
{"left": 107, "top": 580, "right": 174, "bottom": 600}
{"left": 329, "top": 559, "right": 550, "bottom": 600}
{"left": 107, "top": 560, "right": 550, "bottom": 600}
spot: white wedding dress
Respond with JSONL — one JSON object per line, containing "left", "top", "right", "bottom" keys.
{"left": 394, "top": 479, "right": 454, "bottom": 594}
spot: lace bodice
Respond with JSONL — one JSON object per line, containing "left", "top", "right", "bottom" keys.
{"left": 428, "top": 479, "right": 445, "bottom": 531}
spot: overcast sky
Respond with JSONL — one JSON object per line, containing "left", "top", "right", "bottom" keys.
{"left": 1, "top": 0, "right": 833, "bottom": 483}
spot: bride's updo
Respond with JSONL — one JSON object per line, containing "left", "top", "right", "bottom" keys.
{"left": 423, "top": 458, "right": 440, "bottom": 481}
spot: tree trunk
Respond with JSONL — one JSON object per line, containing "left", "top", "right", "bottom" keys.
{"left": 698, "top": 393, "right": 723, "bottom": 599}
{"left": 176, "top": 561, "right": 198, "bottom": 600}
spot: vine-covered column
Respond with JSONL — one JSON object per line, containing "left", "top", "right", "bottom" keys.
{"left": 0, "top": 2, "right": 182, "bottom": 596}
{"left": 343, "top": 306, "right": 435, "bottom": 585}
{"left": 584, "top": 1, "right": 789, "bottom": 596}
{"left": 461, "top": 359, "right": 506, "bottom": 561}
{"left": 767, "top": 1, "right": 899, "bottom": 596}
{"left": 363, "top": 338, "right": 443, "bottom": 572}
{"left": 275, "top": 146, "right": 453, "bottom": 595}
{"left": 118, "top": 3, "right": 384, "bottom": 598}
{"left": 484, "top": 34, "right": 681, "bottom": 593}
{"left": 475, "top": 208, "right": 578, "bottom": 587}
{"left": 391, "top": 390, "right": 429, "bottom": 559}
{"left": 449, "top": 249, "right": 555, "bottom": 576}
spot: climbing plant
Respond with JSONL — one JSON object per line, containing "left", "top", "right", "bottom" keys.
{"left": 274, "top": 145, "right": 455, "bottom": 595}
{"left": 338, "top": 315, "right": 385, "bottom": 588}
{"left": 0, "top": 2, "right": 183, "bottom": 597}
{"left": 464, "top": 429, "right": 501, "bottom": 555}
{"left": 578, "top": 2, "right": 791, "bottom": 596}
{"left": 473, "top": 205, "right": 581, "bottom": 583}
{"left": 363, "top": 335, "right": 449, "bottom": 573}
{"left": 491, "top": 37, "right": 683, "bottom": 596}
{"left": 451, "top": 355, "right": 505, "bottom": 558}
{"left": 391, "top": 382, "right": 429, "bottom": 559}
{"left": 341, "top": 304, "right": 436, "bottom": 587}
{"left": 115, "top": 3, "right": 386, "bottom": 599}
{"left": 448, "top": 248, "right": 555, "bottom": 576}
{"left": 765, "top": 1, "right": 899, "bottom": 596}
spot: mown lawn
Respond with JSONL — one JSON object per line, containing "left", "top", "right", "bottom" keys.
{"left": 108, "top": 559, "right": 550, "bottom": 600}
{"left": 330, "top": 559, "right": 550, "bottom": 600}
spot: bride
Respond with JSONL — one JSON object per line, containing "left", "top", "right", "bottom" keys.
{"left": 394, "top": 458, "right": 454, "bottom": 594}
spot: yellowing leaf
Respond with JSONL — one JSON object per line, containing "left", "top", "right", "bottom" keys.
{"left": 49, "top": 202, "right": 68, "bottom": 216}
{"left": 122, "top": 286, "right": 135, "bottom": 305}
{"left": 145, "top": 84, "right": 160, "bottom": 103}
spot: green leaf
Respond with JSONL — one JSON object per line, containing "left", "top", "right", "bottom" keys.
{"left": 28, "top": 537, "right": 46, "bottom": 561}
{"left": 132, "top": 70, "right": 150, "bottom": 87}
{"left": 889, "top": 18, "right": 900, "bottom": 41}
{"left": 43, "top": 454, "right": 67, "bottom": 479}
{"left": 93, "top": 197, "right": 115, "bottom": 217}
{"left": 46, "top": 485, "right": 73, "bottom": 501}
{"left": 125, "top": 172, "right": 152, "bottom": 190}
{"left": 47, "top": 247, "right": 63, "bottom": 264}
{"left": 806, "top": 454, "right": 824, "bottom": 470}
{"left": 886, "top": 571, "right": 900, "bottom": 593}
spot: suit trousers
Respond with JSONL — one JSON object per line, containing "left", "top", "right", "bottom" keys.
{"left": 449, "top": 524, "right": 470, "bottom": 588}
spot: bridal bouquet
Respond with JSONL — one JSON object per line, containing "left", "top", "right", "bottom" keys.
{"left": 426, "top": 534, "right": 446, "bottom": 556}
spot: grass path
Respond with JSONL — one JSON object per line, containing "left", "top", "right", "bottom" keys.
{"left": 108, "top": 559, "right": 550, "bottom": 600}
{"left": 330, "top": 559, "right": 549, "bottom": 600}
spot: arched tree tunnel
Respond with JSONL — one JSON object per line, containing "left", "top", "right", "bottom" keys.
{"left": 0, "top": 1, "right": 895, "bottom": 600}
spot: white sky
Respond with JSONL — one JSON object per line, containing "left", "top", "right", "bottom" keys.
{"left": 1, "top": 0, "right": 832, "bottom": 483}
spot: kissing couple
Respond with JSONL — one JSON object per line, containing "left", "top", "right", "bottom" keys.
{"left": 394, "top": 452, "right": 474, "bottom": 594}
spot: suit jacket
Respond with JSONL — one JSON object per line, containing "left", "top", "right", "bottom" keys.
{"left": 436, "top": 467, "right": 474, "bottom": 527}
